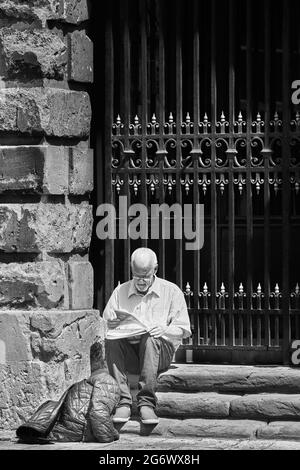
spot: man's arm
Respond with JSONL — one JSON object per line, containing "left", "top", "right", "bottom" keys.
{"left": 103, "top": 287, "right": 121, "bottom": 329}
{"left": 149, "top": 287, "right": 191, "bottom": 340}
{"left": 149, "top": 325, "right": 183, "bottom": 339}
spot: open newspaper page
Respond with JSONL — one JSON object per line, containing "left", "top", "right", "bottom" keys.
{"left": 106, "top": 309, "right": 149, "bottom": 340}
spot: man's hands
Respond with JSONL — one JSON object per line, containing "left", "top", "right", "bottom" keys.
{"left": 148, "top": 325, "right": 168, "bottom": 338}
{"left": 107, "top": 318, "right": 120, "bottom": 329}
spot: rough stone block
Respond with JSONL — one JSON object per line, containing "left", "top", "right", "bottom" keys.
{"left": 156, "top": 392, "right": 236, "bottom": 418}
{"left": 68, "top": 30, "right": 93, "bottom": 83}
{"left": 0, "top": 146, "right": 68, "bottom": 194}
{"left": 0, "top": 145, "right": 93, "bottom": 195}
{"left": 0, "top": 202, "right": 93, "bottom": 252}
{"left": 0, "top": 311, "right": 32, "bottom": 362}
{"left": 0, "top": 361, "right": 84, "bottom": 429}
{"left": 257, "top": 421, "right": 300, "bottom": 440}
{"left": 0, "top": 88, "right": 91, "bottom": 138}
{"left": 0, "top": 0, "right": 59, "bottom": 26}
{"left": 0, "top": 309, "right": 102, "bottom": 364}
{"left": 0, "top": 308, "right": 103, "bottom": 430}
{"left": 68, "top": 261, "right": 93, "bottom": 309}
{"left": 230, "top": 394, "right": 300, "bottom": 420}
{"left": 69, "top": 146, "right": 93, "bottom": 194}
{"left": 0, "top": 261, "right": 66, "bottom": 310}
{"left": 59, "top": 0, "right": 90, "bottom": 24}
{"left": 0, "top": 0, "right": 89, "bottom": 26}
{"left": 0, "top": 28, "right": 67, "bottom": 80}
{"left": 30, "top": 309, "right": 102, "bottom": 362}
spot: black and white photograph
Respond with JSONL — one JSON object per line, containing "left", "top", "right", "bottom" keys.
{"left": 0, "top": 0, "right": 300, "bottom": 460}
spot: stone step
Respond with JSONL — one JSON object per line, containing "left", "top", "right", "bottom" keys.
{"left": 115, "top": 417, "right": 300, "bottom": 441}
{"left": 116, "top": 417, "right": 266, "bottom": 440}
{"left": 157, "top": 364, "right": 300, "bottom": 394}
{"left": 139, "top": 392, "right": 300, "bottom": 420}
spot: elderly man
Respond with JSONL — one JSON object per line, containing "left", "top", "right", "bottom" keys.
{"left": 103, "top": 248, "right": 191, "bottom": 424}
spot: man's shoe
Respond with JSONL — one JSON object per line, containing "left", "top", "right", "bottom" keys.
{"left": 112, "top": 406, "right": 131, "bottom": 423}
{"left": 139, "top": 406, "right": 159, "bottom": 424}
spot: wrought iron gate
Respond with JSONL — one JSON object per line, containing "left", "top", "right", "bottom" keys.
{"left": 103, "top": 0, "right": 300, "bottom": 363}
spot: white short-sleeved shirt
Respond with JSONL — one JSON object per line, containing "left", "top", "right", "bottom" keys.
{"left": 103, "top": 276, "right": 192, "bottom": 350}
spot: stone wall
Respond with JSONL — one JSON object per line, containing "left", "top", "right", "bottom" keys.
{"left": 0, "top": 0, "right": 102, "bottom": 430}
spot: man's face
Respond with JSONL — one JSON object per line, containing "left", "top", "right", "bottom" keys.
{"left": 132, "top": 264, "right": 156, "bottom": 293}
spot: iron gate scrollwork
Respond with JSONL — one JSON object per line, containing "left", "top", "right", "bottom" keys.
{"left": 103, "top": 0, "right": 300, "bottom": 363}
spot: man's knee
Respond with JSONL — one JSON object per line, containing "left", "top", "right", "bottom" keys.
{"left": 139, "top": 333, "right": 161, "bottom": 355}
{"left": 140, "top": 333, "right": 159, "bottom": 346}
{"left": 105, "top": 339, "right": 126, "bottom": 363}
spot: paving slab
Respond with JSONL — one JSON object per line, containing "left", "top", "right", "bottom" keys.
{"left": 1, "top": 436, "right": 300, "bottom": 451}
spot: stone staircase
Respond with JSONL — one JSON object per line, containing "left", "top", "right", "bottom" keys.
{"left": 116, "top": 364, "right": 300, "bottom": 441}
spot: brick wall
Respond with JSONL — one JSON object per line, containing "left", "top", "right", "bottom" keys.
{"left": 0, "top": 0, "right": 103, "bottom": 430}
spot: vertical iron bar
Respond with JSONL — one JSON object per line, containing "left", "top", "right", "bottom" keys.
{"left": 121, "top": 0, "right": 131, "bottom": 281}
{"left": 228, "top": 0, "right": 235, "bottom": 347}
{"left": 263, "top": 0, "right": 271, "bottom": 348}
{"left": 211, "top": 0, "right": 218, "bottom": 345}
{"left": 175, "top": 0, "right": 183, "bottom": 289}
{"left": 246, "top": 0, "right": 254, "bottom": 347}
{"left": 157, "top": 0, "right": 166, "bottom": 280}
{"left": 257, "top": 315, "right": 262, "bottom": 347}
{"left": 282, "top": 0, "right": 291, "bottom": 363}
{"left": 140, "top": 0, "right": 148, "bottom": 248}
{"left": 204, "top": 314, "right": 208, "bottom": 344}
{"left": 239, "top": 316, "right": 243, "bottom": 345}
{"left": 193, "top": 0, "right": 201, "bottom": 339}
{"left": 104, "top": 0, "right": 114, "bottom": 303}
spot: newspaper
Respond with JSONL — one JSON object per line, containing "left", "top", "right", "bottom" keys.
{"left": 106, "top": 309, "right": 149, "bottom": 340}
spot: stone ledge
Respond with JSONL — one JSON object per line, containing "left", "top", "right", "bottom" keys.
{"left": 0, "top": 88, "right": 91, "bottom": 138}
{"left": 0, "top": 145, "right": 93, "bottom": 195}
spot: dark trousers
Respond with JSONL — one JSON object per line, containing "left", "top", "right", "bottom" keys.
{"left": 105, "top": 333, "right": 175, "bottom": 409}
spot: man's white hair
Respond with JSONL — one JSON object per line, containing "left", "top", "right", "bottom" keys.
{"left": 131, "top": 248, "right": 158, "bottom": 269}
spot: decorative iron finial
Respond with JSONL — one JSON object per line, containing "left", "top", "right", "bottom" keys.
{"left": 257, "top": 283, "right": 262, "bottom": 294}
